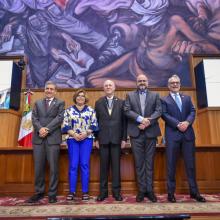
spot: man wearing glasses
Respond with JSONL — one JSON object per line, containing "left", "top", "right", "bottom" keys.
{"left": 161, "top": 74, "right": 206, "bottom": 203}
{"left": 124, "top": 74, "right": 162, "bottom": 203}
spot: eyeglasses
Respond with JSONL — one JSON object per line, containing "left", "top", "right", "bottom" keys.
{"left": 77, "top": 95, "right": 85, "bottom": 98}
{"left": 137, "top": 80, "right": 147, "bottom": 83}
{"left": 169, "top": 81, "right": 180, "bottom": 85}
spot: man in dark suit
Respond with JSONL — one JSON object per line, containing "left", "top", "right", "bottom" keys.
{"left": 95, "top": 80, "right": 127, "bottom": 201}
{"left": 27, "top": 81, "right": 65, "bottom": 204}
{"left": 124, "top": 74, "right": 162, "bottom": 203}
{"left": 161, "top": 74, "right": 206, "bottom": 203}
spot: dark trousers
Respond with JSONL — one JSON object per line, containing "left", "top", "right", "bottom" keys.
{"left": 99, "top": 143, "right": 121, "bottom": 195}
{"left": 33, "top": 140, "right": 60, "bottom": 197}
{"left": 166, "top": 138, "right": 198, "bottom": 194}
{"left": 130, "top": 133, "right": 156, "bottom": 193}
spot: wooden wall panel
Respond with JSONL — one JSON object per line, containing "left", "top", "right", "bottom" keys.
{"left": 0, "top": 147, "right": 220, "bottom": 196}
{"left": 0, "top": 110, "right": 21, "bottom": 148}
{"left": 196, "top": 108, "right": 220, "bottom": 145}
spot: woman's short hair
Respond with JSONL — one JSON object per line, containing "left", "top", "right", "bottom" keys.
{"left": 72, "top": 89, "right": 89, "bottom": 104}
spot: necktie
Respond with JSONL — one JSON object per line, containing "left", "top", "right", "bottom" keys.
{"left": 174, "top": 94, "right": 182, "bottom": 112}
{"left": 107, "top": 99, "right": 113, "bottom": 115}
{"left": 45, "top": 99, "right": 50, "bottom": 110}
{"left": 139, "top": 92, "right": 146, "bottom": 116}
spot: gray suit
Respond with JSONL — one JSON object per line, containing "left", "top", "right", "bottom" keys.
{"left": 32, "top": 97, "right": 65, "bottom": 197}
{"left": 124, "top": 90, "right": 161, "bottom": 193}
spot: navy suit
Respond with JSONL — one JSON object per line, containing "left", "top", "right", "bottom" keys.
{"left": 161, "top": 94, "right": 199, "bottom": 195}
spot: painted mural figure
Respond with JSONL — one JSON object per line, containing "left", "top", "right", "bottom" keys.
{"left": 186, "top": 0, "right": 220, "bottom": 43}
{"left": 0, "top": 0, "right": 125, "bottom": 87}
{"left": 87, "top": 0, "right": 220, "bottom": 87}
{"left": 50, "top": 34, "right": 95, "bottom": 88}
{"left": 1, "top": 0, "right": 220, "bottom": 88}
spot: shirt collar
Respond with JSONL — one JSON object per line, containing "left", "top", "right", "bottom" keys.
{"left": 106, "top": 96, "right": 114, "bottom": 100}
{"left": 170, "top": 92, "right": 180, "bottom": 97}
{"left": 46, "top": 97, "right": 54, "bottom": 101}
{"left": 138, "top": 89, "right": 147, "bottom": 94}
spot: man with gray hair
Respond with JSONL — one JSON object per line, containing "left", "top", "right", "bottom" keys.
{"left": 95, "top": 80, "right": 127, "bottom": 201}
{"left": 27, "top": 81, "right": 65, "bottom": 203}
{"left": 161, "top": 74, "right": 206, "bottom": 203}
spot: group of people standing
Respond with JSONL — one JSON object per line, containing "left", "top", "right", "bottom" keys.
{"left": 26, "top": 74, "right": 206, "bottom": 204}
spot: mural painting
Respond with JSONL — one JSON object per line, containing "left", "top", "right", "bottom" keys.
{"left": 0, "top": 0, "right": 220, "bottom": 88}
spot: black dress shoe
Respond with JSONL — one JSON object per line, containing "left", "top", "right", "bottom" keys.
{"left": 146, "top": 192, "right": 157, "bottom": 203}
{"left": 168, "top": 193, "right": 176, "bottom": 203}
{"left": 26, "top": 193, "right": 44, "bottom": 203}
{"left": 113, "top": 194, "right": 123, "bottom": 201}
{"left": 190, "top": 193, "right": 206, "bottom": 202}
{"left": 97, "top": 194, "right": 108, "bottom": 201}
{"left": 136, "top": 192, "right": 145, "bottom": 202}
{"left": 49, "top": 196, "right": 57, "bottom": 203}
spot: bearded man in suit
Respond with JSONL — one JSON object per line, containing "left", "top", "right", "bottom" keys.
{"left": 124, "top": 74, "right": 162, "bottom": 203}
{"left": 27, "top": 81, "right": 65, "bottom": 204}
{"left": 95, "top": 80, "right": 127, "bottom": 201}
{"left": 161, "top": 74, "right": 206, "bottom": 203}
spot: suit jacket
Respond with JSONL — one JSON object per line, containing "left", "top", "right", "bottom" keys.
{"left": 161, "top": 93, "right": 195, "bottom": 141}
{"left": 32, "top": 97, "right": 65, "bottom": 145}
{"left": 124, "top": 90, "right": 162, "bottom": 138}
{"left": 95, "top": 96, "right": 127, "bottom": 145}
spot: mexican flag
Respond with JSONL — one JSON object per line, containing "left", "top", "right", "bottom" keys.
{"left": 18, "top": 92, "right": 33, "bottom": 147}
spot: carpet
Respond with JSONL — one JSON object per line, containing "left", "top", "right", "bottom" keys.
{"left": 0, "top": 194, "right": 220, "bottom": 218}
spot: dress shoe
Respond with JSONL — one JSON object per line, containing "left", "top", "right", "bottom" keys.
{"left": 136, "top": 192, "right": 145, "bottom": 202}
{"left": 145, "top": 191, "right": 157, "bottom": 203}
{"left": 168, "top": 193, "right": 176, "bottom": 203}
{"left": 97, "top": 194, "right": 108, "bottom": 202}
{"left": 26, "top": 193, "right": 44, "bottom": 203}
{"left": 49, "top": 196, "right": 57, "bottom": 203}
{"left": 113, "top": 194, "right": 123, "bottom": 201}
{"left": 190, "top": 193, "right": 206, "bottom": 202}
